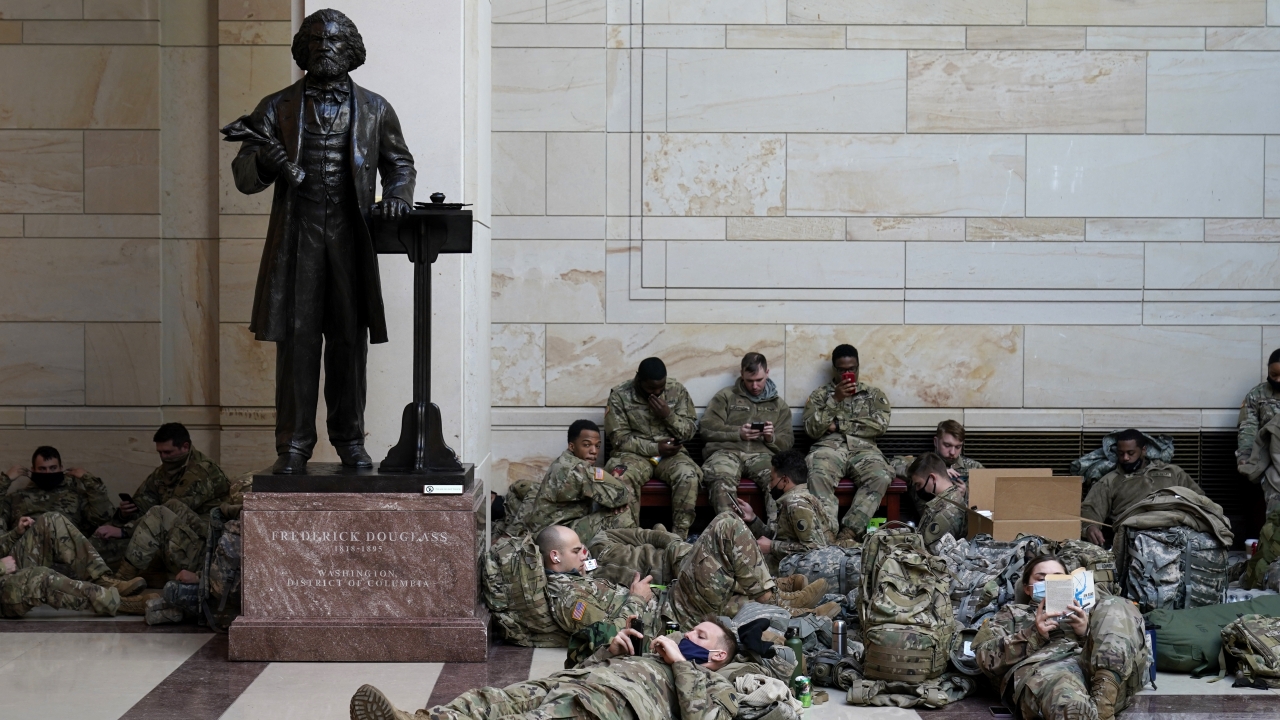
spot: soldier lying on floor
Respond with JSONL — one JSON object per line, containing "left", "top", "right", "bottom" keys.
{"left": 351, "top": 618, "right": 742, "bottom": 720}
{"left": 0, "top": 512, "right": 149, "bottom": 618}
{"left": 974, "top": 553, "right": 1149, "bottom": 720}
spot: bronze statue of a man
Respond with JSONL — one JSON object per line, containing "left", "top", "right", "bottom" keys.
{"left": 222, "top": 9, "right": 415, "bottom": 475}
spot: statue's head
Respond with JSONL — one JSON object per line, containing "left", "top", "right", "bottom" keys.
{"left": 292, "top": 8, "right": 366, "bottom": 80}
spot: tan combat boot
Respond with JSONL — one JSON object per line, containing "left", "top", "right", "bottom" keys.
{"left": 115, "top": 559, "right": 142, "bottom": 581}
{"left": 118, "top": 589, "right": 162, "bottom": 616}
{"left": 775, "top": 574, "right": 808, "bottom": 593}
{"left": 350, "top": 684, "right": 417, "bottom": 720}
{"left": 1091, "top": 671, "right": 1122, "bottom": 720}
{"left": 776, "top": 578, "right": 827, "bottom": 609}
{"left": 835, "top": 527, "right": 860, "bottom": 543}
{"left": 95, "top": 574, "right": 147, "bottom": 597}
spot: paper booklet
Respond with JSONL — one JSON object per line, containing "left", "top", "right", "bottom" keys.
{"left": 1044, "top": 568, "right": 1096, "bottom": 615}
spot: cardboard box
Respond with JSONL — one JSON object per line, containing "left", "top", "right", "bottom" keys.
{"left": 965, "top": 469, "right": 1083, "bottom": 542}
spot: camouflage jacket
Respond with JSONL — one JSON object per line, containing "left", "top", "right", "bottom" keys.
{"left": 973, "top": 602, "right": 1084, "bottom": 700}
{"left": 119, "top": 448, "right": 230, "bottom": 537}
{"left": 0, "top": 471, "right": 115, "bottom": 535}
{"left": 1239, "top": 381, "right": 1280, "bottom": 454}
{"left": 699, "top": 380, "right": 794, "bottom": 457}
{"left": 573, "top": 645, "right": 739, "bottom": 720}
{"left": 920, "top": 482, "right": 970, "bottom": 550}
{"left": 545, "top": 569, "right": 652, "bottom": 637}
{"left": 604, "top": 379, "right": 699, "bottom": 458}
{"left": 747, "top": 484, "right": 832, "bottom": 560}
{"left": 802, "top": 380, "right": 891, "bottom": 452}
{"left": 1081, "top": 460, "right": 1200, "bottom": 529}
{"left": 521, "top": 450, "right": 633, "bottom": 534}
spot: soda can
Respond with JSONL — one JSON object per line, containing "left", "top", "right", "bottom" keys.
{"left": 793, "top": 676, "right": 812, "bottom": 708}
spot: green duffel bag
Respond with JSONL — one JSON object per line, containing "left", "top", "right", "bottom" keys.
{"left": 1145, "top": 595, "right": 1280, "bottom": 674}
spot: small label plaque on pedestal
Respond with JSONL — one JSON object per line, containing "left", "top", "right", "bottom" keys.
{"left": 228, "top": 464, "right": 488, "bottom": 662}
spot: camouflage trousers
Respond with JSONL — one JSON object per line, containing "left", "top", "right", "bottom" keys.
{"left": 666, "top": 511, "right": 776, "bottom": 630}
{"left": 1017, "top": 596, "right": 1146, "bottom": 720}
{"left": 125, "top": 500, "right": 209, "bottom": 574}
{"left": 1266, "top": 482, "right": 1280, "bottom": 516}
{"left": 607, "top": 452, "right": 702, "bottom": 538}
{"left": 587, "top": 527, "right": 692, "bottom": 587}
{"left": 702, "top": 450, "right": 776, "bottom": 524}
{"left": 0, "top": 567, "right": 120, "bottom": 618}
{"left": 424, "top": 677, "right": 634, "bottom": 720}
{"left": 12, "top": 512, "right": 112, "bottom": 582}
{"left": 806, "top": 446, "right": 892, "bottom": 538}
{"left": 565, "top": 509, "right": 635, "bottom": 550}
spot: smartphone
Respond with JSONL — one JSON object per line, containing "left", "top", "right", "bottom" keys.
{"left": 750, "top": 421, "right": 766, "bottom": 432}
{"left": 989, "top": 707, "right": 1013, "bottom": 718}
{"left": 118, "top": 493, "right": 133, "bottom": 503}
{"left": 842, "top": 371, "right": 858, "bottom": 386}
{"left": 668, "top": 437, "right": 683, "bottom": 446}
{"left": 630, "top": 617, "right": 647, "bottom": 655}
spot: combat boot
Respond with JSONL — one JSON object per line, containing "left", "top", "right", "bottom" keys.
{"left": 144, "top": 597, "right": 184, "bottom": 626}
{"left": 88, "top": 586, "right": 121, "bottom": 617}
{"left": 115, "top": 559, "right": 142, "bottom": 581}
{"left": 118, "top": 589, "right": 162, "bottom": 616}
{"left": 1091, "top": 670, "right": 1123, "bottom": 720}
{"left": 94, "top": 574, "right": 147, "bottom": 596}
{"left": 1059, "top": 696, "right": 1100, "bottom": 720}
{"left": 351, "top": 684, "right": 417, "bottom": 720}
{"left": 775, "top": 574, "right": 808, "bottom": 593}
{"left": 835, "top": 527, "right": 860, "bottom": 543}
{"left": 776, "top": 578, "right": 827, "bottom": 609}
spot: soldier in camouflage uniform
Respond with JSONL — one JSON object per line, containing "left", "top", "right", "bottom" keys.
{"left": 588, "top": 525, "right": 689, "bottom": 586}
{"left": 518, "top": 420, "right": 635, "bottom": 541}
{"left": 2, "top": 446, "right": 115, "bottom": 538}
{"left": 602, "top": 358, "right": 702, "bottom": 538}
{"left": 0, "top": 512, "right": 148, "bottom": 617}
{"left": 802, "top": 344, "right": 893, "bottom": 541}
{"left": 974, "top": 554, "right": 1148, "bottom": 720}
{"left": 540, "top": 525, "right": 658, "bottom": 639}
{"left": 699, "top": 352, "right": 794, "bottom": 525}
{"left": 890, "top": 420, "right": 984, "bottom": 515}
{"left": 907, "top": 452, "right": 971, "bottom": 552}
{"left": 1239, "top": 349, "right": 1280, "bottom": 512}
{"left": 735, "top": 449, "right": 831, "bottom": 573}
{"left": 1082, "top": 429, "right": 1200, "bottom": 547}
{"left": 350, "top": 619, "right": 741, "bottom": 720}
{"left": 95, "top": 423, "right": 231, "bottom": 581}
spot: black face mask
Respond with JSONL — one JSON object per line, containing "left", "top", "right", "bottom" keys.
{"left": 769, "top": 483, "right": 786, "bottom": 502}
{"left": 1269, "top": 378, "right": 1280, "bottom": 393}
{"left": 30, "top": 471, "right": 65, "bottom": 491}
{"left": 1118, "top": 458, "right": 1143, "bottom": 474}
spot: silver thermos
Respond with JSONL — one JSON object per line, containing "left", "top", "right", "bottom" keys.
{"left": 831, "top": 618, "right": 846, "bottom": 656}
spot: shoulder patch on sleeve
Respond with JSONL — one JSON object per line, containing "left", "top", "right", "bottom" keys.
{"left": 572, "top": 601, "right": 586, "bottom": 621}
{"left": 594, "top": 467, "right": 604, "bottom": 480}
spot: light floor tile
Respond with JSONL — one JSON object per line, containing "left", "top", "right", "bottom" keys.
{"left": 0, "top": 633, "right": 48, "bottom": 667}
{"left": 222, "top": 661, "right": 443, "bottom": 720}
{"left": 801, "top": 701, "right": 922, "bottom": 719}
{"left": 0, "top": 632, "right": 211, "bottom": 720}
{"left": 1143, "top": 672, "right": 1277, "bottom": 695}
{"left": 529, "top": 647, "right": 569, "bottom": 679}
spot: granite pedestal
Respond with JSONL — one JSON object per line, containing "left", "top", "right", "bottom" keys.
{"left": 228, "top": 464, "right": 488, "bottom": 662}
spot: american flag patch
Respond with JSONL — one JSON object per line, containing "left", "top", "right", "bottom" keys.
{"left": 572, "top": 601, "right": 586, "bottom": 621}
{"left": 594, "top": 467, "right": 605, "bottom": 480}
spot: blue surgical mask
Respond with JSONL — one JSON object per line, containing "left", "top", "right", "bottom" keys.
{"left": 678, "top": 637, "right": 712, "bottom": 665}
{"left": 1031, "top": 581, "right": 1046, "bottom": 603}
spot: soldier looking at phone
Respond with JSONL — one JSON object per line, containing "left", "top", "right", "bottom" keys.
{"left": 602, "top": 357, "right": 702, "bottom": 539}
{"left": 735, "top": 449, "right": 832, "bottom": 572}
{"left": 700, "top": 352, "right": 794, "bottom": 525}
{"left": 802, "top": 344, "right": 894, "bottom": 542}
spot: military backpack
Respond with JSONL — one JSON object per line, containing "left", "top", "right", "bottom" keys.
{"left": 1222, "top": 614, "right": 1280, "bottom": 688}
{"left": 858, "top": 523, "right": 956, "bottom": 683}
{"left": 480, "top": 532, "right": 568, "bottom": 647}
{"left": 1121, "top": 525, "right": 1228, "bottom": 613}
{"left": 1243, "top": 507, "right": 1280, "bottom": 590}
{"left": 778, "top": 544, "right": 862, "bottom": 597}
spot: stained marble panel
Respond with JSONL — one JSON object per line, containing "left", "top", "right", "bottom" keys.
{"left": 642, "top": 133, "right": 786, "bottom": 216}
{"left": 1206, "top": 27, "right": 1280, "bottom": 50}
{"left": 966, "top": 26, "right": 1085, "bottom": 49}
{"left": 1270, "top": 137, "right": 1280, "bottom": 218}
{"left": 0, "top": 130, "right": 82, "bottom": 214}
{"left": 219, "top": 238, "right": 263, "bottom": 325}
{"left": 85, "top": 323, "right": 161, "bottom": 406}
{"left": 967, "top": 218, "right": 1085, "bottom": 242}
{"left": 84, "top": 130, "right": 160, "bottom": 215}
{"left": 666, "top": 240, "right": 904, "bottom": 288}
{"left": 644, "top": 0, "right": 786, "bottom": 24}
{"left": 492, "top": 428, "right": 564, "bottom": 494}
{"left": 788, "top": 0, "right": 1025, "bottom": 24}
{"left": 1086, "top": 219, "right": 1204, "bottom": 242}
{"left": 783, "top": 325, "right": 1024, "bottom": 408}
{"left": 846, "top": 218, "right": 965, "bottom": 240}
{"left": 493, "top": 48, "right": 606, "bottom": 132}
{"left": 219, "top": 323, "right": 274, "bottom": 408}
{"left": 844, "top": 25, "right": 966, "bottom": 49}
{"left": 547, "top": 133, "right": 605, "bottom": 216}
{"left": 726, "top": 25, "right": 843, "bottom": 49}
{"left": 0, "top": 323, "right": 83, "bottom": 405}
{"left": 788, "top": 134, "right": 1026, "bottom": 217}
{"left": 1148, "top": 52, "right": 1280, "bottom": 134}
{"left": 1024, "top": 325, "right": 1259, "bottom": 408}
{"left": 163, "top": 239, "right": 217, "bottom": 406}
{"left": 492, "top": 0, "right": 544, "bottom": 23}
{"left": 492, "top": 324, "right": 546, "bottom": 407}
{"left": 1087, "top": 27, "right": 1205, "bottom": 50}
{"left": 665, "top": 49, "right": 904, "bottom": 133}
{"left": 1028, "top": 0, "right": 1265, "bottom": 26}
{"left": 1206, "top": 219, "right": 1280, "bottom": 242}
{"left": 0, "top": 239, "right": 159, "bottom": 322}
{"left": 726, "top": 217, "right": 843, "bottom": 241}
{"left": 545, "top": 324, "right": 786, "bottom": 406}
{"left": 492, "top": 240, "right": 605, "bottom": 324}
{"left": 908, "top": 242, "right": 1143, "bottom": 289}
{"left": 1145, "top": 243, "right": 1280, "bottom": 290}
{"left": 0, "top": 45, "right": 159, "bottom": 128}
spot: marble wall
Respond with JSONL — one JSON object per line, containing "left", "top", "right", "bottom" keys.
{"left": 489, "top": 0, "right": 1280, "bottom": 491}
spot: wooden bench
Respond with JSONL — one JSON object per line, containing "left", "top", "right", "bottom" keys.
{"left": 620, "top": 430, "right": 909, "bottom": 522}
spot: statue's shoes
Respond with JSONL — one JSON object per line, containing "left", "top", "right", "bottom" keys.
{"left": 272, "top": 452, "right": 308, "bottom": 474}
{"left": 337, "top": 444, "right": 374, "bottom": 468}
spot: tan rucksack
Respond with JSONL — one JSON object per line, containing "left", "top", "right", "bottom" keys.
{"left": 1222, "top": 614, "right": 1280, "bottom": 688}
{"left": 480, "top": 533, "right": 567, "bottom": 647}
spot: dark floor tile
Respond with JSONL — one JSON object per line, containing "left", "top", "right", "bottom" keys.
{"left": 425, "top": 643, "right": 534, "bottom": 708}
{"left": 118, "top": 634, "right": 270, "bottom": 720}
{"left": 0, "top": 620, "right": 209, "bottom": 633}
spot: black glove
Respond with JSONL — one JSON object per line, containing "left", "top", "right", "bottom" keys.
{"left": 738, "top": 617, "right": 776, "bottom": 659}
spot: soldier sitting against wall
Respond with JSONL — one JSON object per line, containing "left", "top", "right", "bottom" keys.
{"left": 2, "top": 445, "right": 116, "bottom": 544}
{"left": 602, "top": 357, "right": 702, "bottom": 539}
{"left": 351, "top": 617, "right": 742, "bottom": 720}
{"left": 1081, "top": 429, "right": 1200, "bottom": 548}
{"left": 516, "top": 420, "right": 634, "bottom": 541}
{"left": 94, "top": 423, "right": 232, "bottom": 584}
{"left": 700, "top": 351, "right": 794, "bottom": 526}
{"left": 974, "top": 553, "right": 1148, "bottom": 720}
{"left": 906, "top": 452, "right": 970, "bottom": 553}
{"left": 891, "top": 419, "right": 984, "bottom": 515}
{"left": 734, "top": 449, "right": 833, "bottom": 573}
{"left": 1, "top": 512, "right": 149, "bottom": 618}
{"left": 802, "top": 344, "right": 894, "bottom": 542}
{"left": 1237, "top": 348, "right": 1280, "bottom": 513}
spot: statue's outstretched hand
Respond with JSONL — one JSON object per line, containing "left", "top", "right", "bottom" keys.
{"left": 374, "top": 197, "right": 410, "bottom": 219}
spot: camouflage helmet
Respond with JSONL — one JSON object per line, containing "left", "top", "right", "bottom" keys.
{"left": 949, "top": 626, "right": 983, "bottom": 676}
